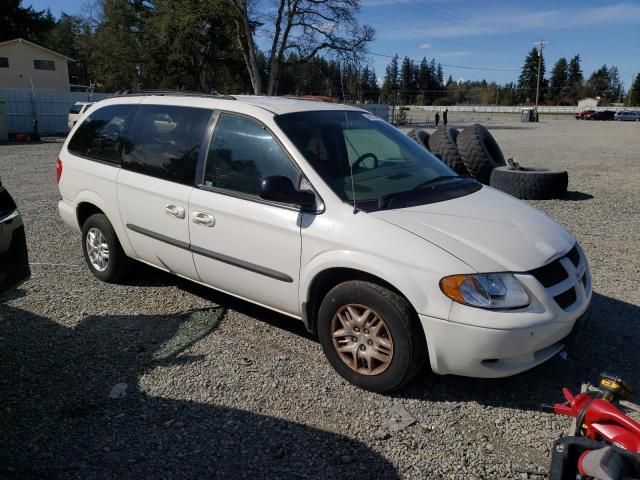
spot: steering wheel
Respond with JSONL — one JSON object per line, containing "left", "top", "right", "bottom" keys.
{"left": 353, "top": 152, "right": 379, "bottom": 171}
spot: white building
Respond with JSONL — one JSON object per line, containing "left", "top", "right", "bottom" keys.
{"left": 0, "top": 38, "right": 73, "bottom": 91}
{"left": 577, "top": 97, "right": 601, "bottom": 109}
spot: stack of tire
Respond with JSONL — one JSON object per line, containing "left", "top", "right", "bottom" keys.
{"left": 407, "top": 125, "right": 568, "bottom": 200}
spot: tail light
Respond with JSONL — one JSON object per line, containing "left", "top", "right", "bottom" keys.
{"left": 55, "top": 157, "right": 63, "bottom": 184}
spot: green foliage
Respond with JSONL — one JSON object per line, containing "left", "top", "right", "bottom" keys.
{"left": 0, "top": 0, "right": 56, "bottom": 43}
{"left": 382, "top": 54, "right": 399, "bottom": 101}
{"left": 517, "top": 47, "right": 546, "bottom": 104}
{"left": 629, "top": 74, "right": 640, "bottom": 106}
{"left": 548, "top": 57, "right": 579, "bottom": 105}
{"left": 432, "top": 97, "right": 452, "bottom": 106}
{"left": 2, "top": 0, "right": 626, "bottom": 107}
{"left": 585, "top": 64, "right": 622, "bottom": 102}
{"left": 42, "top": 14, "right": 93, "bottom": 86}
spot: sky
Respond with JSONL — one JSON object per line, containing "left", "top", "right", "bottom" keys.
{"left": 27, "top": 0, "right": 640, "bottom": 89}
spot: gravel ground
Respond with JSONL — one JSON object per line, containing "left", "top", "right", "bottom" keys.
{"left": 1, "top": 118, "right": 639, "bottom": 479}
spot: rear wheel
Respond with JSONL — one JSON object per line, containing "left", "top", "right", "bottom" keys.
{"left": 318, "top": 280, "right": 427, "bottom": 392}
{"left": 81, "top": 213, "right": 130, "bottom": 283}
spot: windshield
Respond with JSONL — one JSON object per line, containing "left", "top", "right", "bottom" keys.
{"left": 275, "top": 110, "right": 480, "bottom": 211}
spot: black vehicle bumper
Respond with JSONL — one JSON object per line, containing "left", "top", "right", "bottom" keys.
{"left": 0, "top": 210, "right": 31, "bottom": 296}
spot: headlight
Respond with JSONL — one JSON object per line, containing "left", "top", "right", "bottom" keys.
{"left": 439, "top": 273, "right": 529, "bottom": 309}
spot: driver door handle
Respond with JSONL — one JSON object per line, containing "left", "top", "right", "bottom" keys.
{"left": 192, "top": 211, "right": 215, "bottom": 227}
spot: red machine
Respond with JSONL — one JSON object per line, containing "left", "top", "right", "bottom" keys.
{"left": 546, "top": 374, "right": 640, "bottom": 479}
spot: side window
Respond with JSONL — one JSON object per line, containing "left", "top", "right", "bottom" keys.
{"left": 68, "top": 104, "right": 134, "bottom": 163}
{"left": 122, "top": 105, "right": 212, "bottom": 186}
{"left": 204, "top": 113, "right": 299, "bottom": 197}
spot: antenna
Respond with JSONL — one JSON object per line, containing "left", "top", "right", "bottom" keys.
{"left": 339, "top": 61, "right": 358, "bottom": 214}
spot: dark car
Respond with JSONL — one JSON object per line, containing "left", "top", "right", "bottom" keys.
{"left": 0, "top": 179, "right": 30, "bottom": 295}
{"left": 575, "top": 110, "right": 595, "bottom": 120}
{"left": 587, "top": 110, "right": 615, "bottom": 121}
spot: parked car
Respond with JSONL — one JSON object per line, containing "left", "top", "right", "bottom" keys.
{"left": 587, "top": 110, "right": 615, "bottom": 121}
{"left": 614, "top": 111, "right": 640, "bottom": 121}
{"left": 575, "top": 110, "right": 595, "bottom": 120}
{"left": 68, "top": 102, "right": 94, "bottom": 131}
{"left": 0, "top": 179, "right": 30, "bottom": 295}
{"left": 57, "top": 93, "right": 592, "bottom": 392}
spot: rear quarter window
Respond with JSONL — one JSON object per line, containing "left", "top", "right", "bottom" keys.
{"left": 121, "top": 105, "right": 212, "bottom": 186}
{"left": 68, "top": 104, "right": 135, "bottom": 164}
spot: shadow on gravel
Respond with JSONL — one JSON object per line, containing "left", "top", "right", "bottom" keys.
{"left": 0, "top": 305, "right": 397, "bottom": 479}
{"left": 126, "top": 264, "right": 316, "bottom": 341}
{"left": 562, "top": 191, "right": 594, "bottom": 201}
{"left": 397, "top": 292, "right": 640, "bottom": 410}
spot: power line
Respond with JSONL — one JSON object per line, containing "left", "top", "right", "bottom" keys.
{"left": 360, "top": 16, "right": 522, "bottom": 58}
{"left": 367, "top": 50, "right": 520, "bottom": 72}
{"left": 252, "top": 27, "right": 521, "bottom": 73}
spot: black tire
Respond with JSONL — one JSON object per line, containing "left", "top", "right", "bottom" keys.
{"left": 457, "top": 124, "right": 506, "bottom": 184}
{"left": 407, "top": 128, "right": 430, "bottom": 151}
{"left": 428, "top": 127, "right": 468, "bottom": 175}
{"left": 81, "top": 213, "right": 130, "bottom": 283}
{"left": 317, "top": 280, "right": 427, "bottom": 393}
{"left": 490, "top": 166, "right": 568, "bottom": 200}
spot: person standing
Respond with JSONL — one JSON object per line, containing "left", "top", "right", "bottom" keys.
{"left": 443, "top": 108, "right": 448, "bottom": 127}
{"left": 435, "top": 111, "right": 440, "bottom": 127}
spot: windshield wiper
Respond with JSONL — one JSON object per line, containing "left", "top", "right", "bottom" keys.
{"left": 378, "top": 175, "right": 473, "bottom": 210}
{"left": 411, "top": 175, "right": 464, "bottom": 190}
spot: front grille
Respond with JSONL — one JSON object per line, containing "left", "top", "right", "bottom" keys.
{"left": 529, "top": 260, "right": 568, "bottom": 287}
{"left": 566, "top": 246, "right": 580, "bottom": 268}
{"left": 528, "top": 243, "right": 586, "bottom": 311}
{"left": 554, "top": 288, "right": 577, "bottom": 309}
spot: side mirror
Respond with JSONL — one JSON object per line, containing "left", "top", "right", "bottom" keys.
{"left": 259, "top": 175, "right": 316, "bottom": 208}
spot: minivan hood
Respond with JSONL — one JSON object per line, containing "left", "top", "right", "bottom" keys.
{"left": 371, "top": 186, "right": 575, "bottom": 272}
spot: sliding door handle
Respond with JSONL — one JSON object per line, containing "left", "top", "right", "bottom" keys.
{"left": 165, "top": 204, "right": 185, "bottom": 219}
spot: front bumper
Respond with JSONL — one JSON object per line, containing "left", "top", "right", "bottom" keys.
{"left": 420, "top": 306, "right": 591, "bottom": 378}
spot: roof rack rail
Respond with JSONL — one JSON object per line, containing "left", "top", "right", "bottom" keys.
{"left": 110, "top": 89, "right": 236, "bottom": 100}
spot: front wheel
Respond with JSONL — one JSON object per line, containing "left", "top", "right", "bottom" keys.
{"left": 317, "top": 281, "right": 428, "bottom": 392}
{"left": 81, "top": 213, "right": 130, "bottom": 283}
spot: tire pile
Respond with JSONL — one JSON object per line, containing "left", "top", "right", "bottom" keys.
{"left": 407, "top": 124, "right": 569, "bottom": 200}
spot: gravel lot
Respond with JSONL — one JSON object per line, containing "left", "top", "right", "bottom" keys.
{"left": 1, "top": 118, "right": 639, "bottom": 479}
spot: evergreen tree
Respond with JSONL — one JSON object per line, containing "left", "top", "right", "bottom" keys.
{"left": 628, "top": 74, "right": 640, "bottom": 106}
{"left": 567, "top": 54, "right": 584, "bottom": 101}
{"left": 607, "top": 65, "right": 622, "bottom": 102}
{"left": 436, "top": 63, "right": 444, "bottom": 85}
{"left": 568, "top": 55, "right": 583, "bottom": 85}
{"left": 90, "top": 0, "right": 152, "bottom": 91}
{"left": 382, "top": 54, "right": 399, "bottom": 102}
{"left": 517, "top": 47, "right": 546, "bottom": 104}
{"left": 0, "top": 0, "right": 56, "bottom": 43}
{"left": 549, "top": 57, "right": 569, "bottom": 104}
{"left": 399, "top": 56, "right": 415, "bottom": 103}
{"left": 42, "top": 14, "right": 93, "bottom": 87}
{"left": 586, "top": 65, "right": 611, "bottom": 99}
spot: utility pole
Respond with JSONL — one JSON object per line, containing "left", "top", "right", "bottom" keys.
{"left": 628, "top": 74, "right": 636, "bottom": 107}
{"left": 534, "top": 40, "right": 548, "bottom": 121}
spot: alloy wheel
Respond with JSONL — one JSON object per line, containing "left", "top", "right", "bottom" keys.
{"left": 331, "top": 304, "right": 394, "bottom": 375}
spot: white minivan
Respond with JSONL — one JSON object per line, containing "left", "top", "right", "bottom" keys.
{"left": 67, "top": 102, "right": 94, "bottom": 131}
{"left": 57, "top": 93, "right": 591, "bottom": 392}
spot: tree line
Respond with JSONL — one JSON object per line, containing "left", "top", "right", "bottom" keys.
{"left": 2, "top": 0, "right": 375, "bottom": 98}
{"left": 2, "top": 0, "right": 639, "bottom": 105}
{"left": 381, "top": 48, "right": 637, "bottom": 107}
